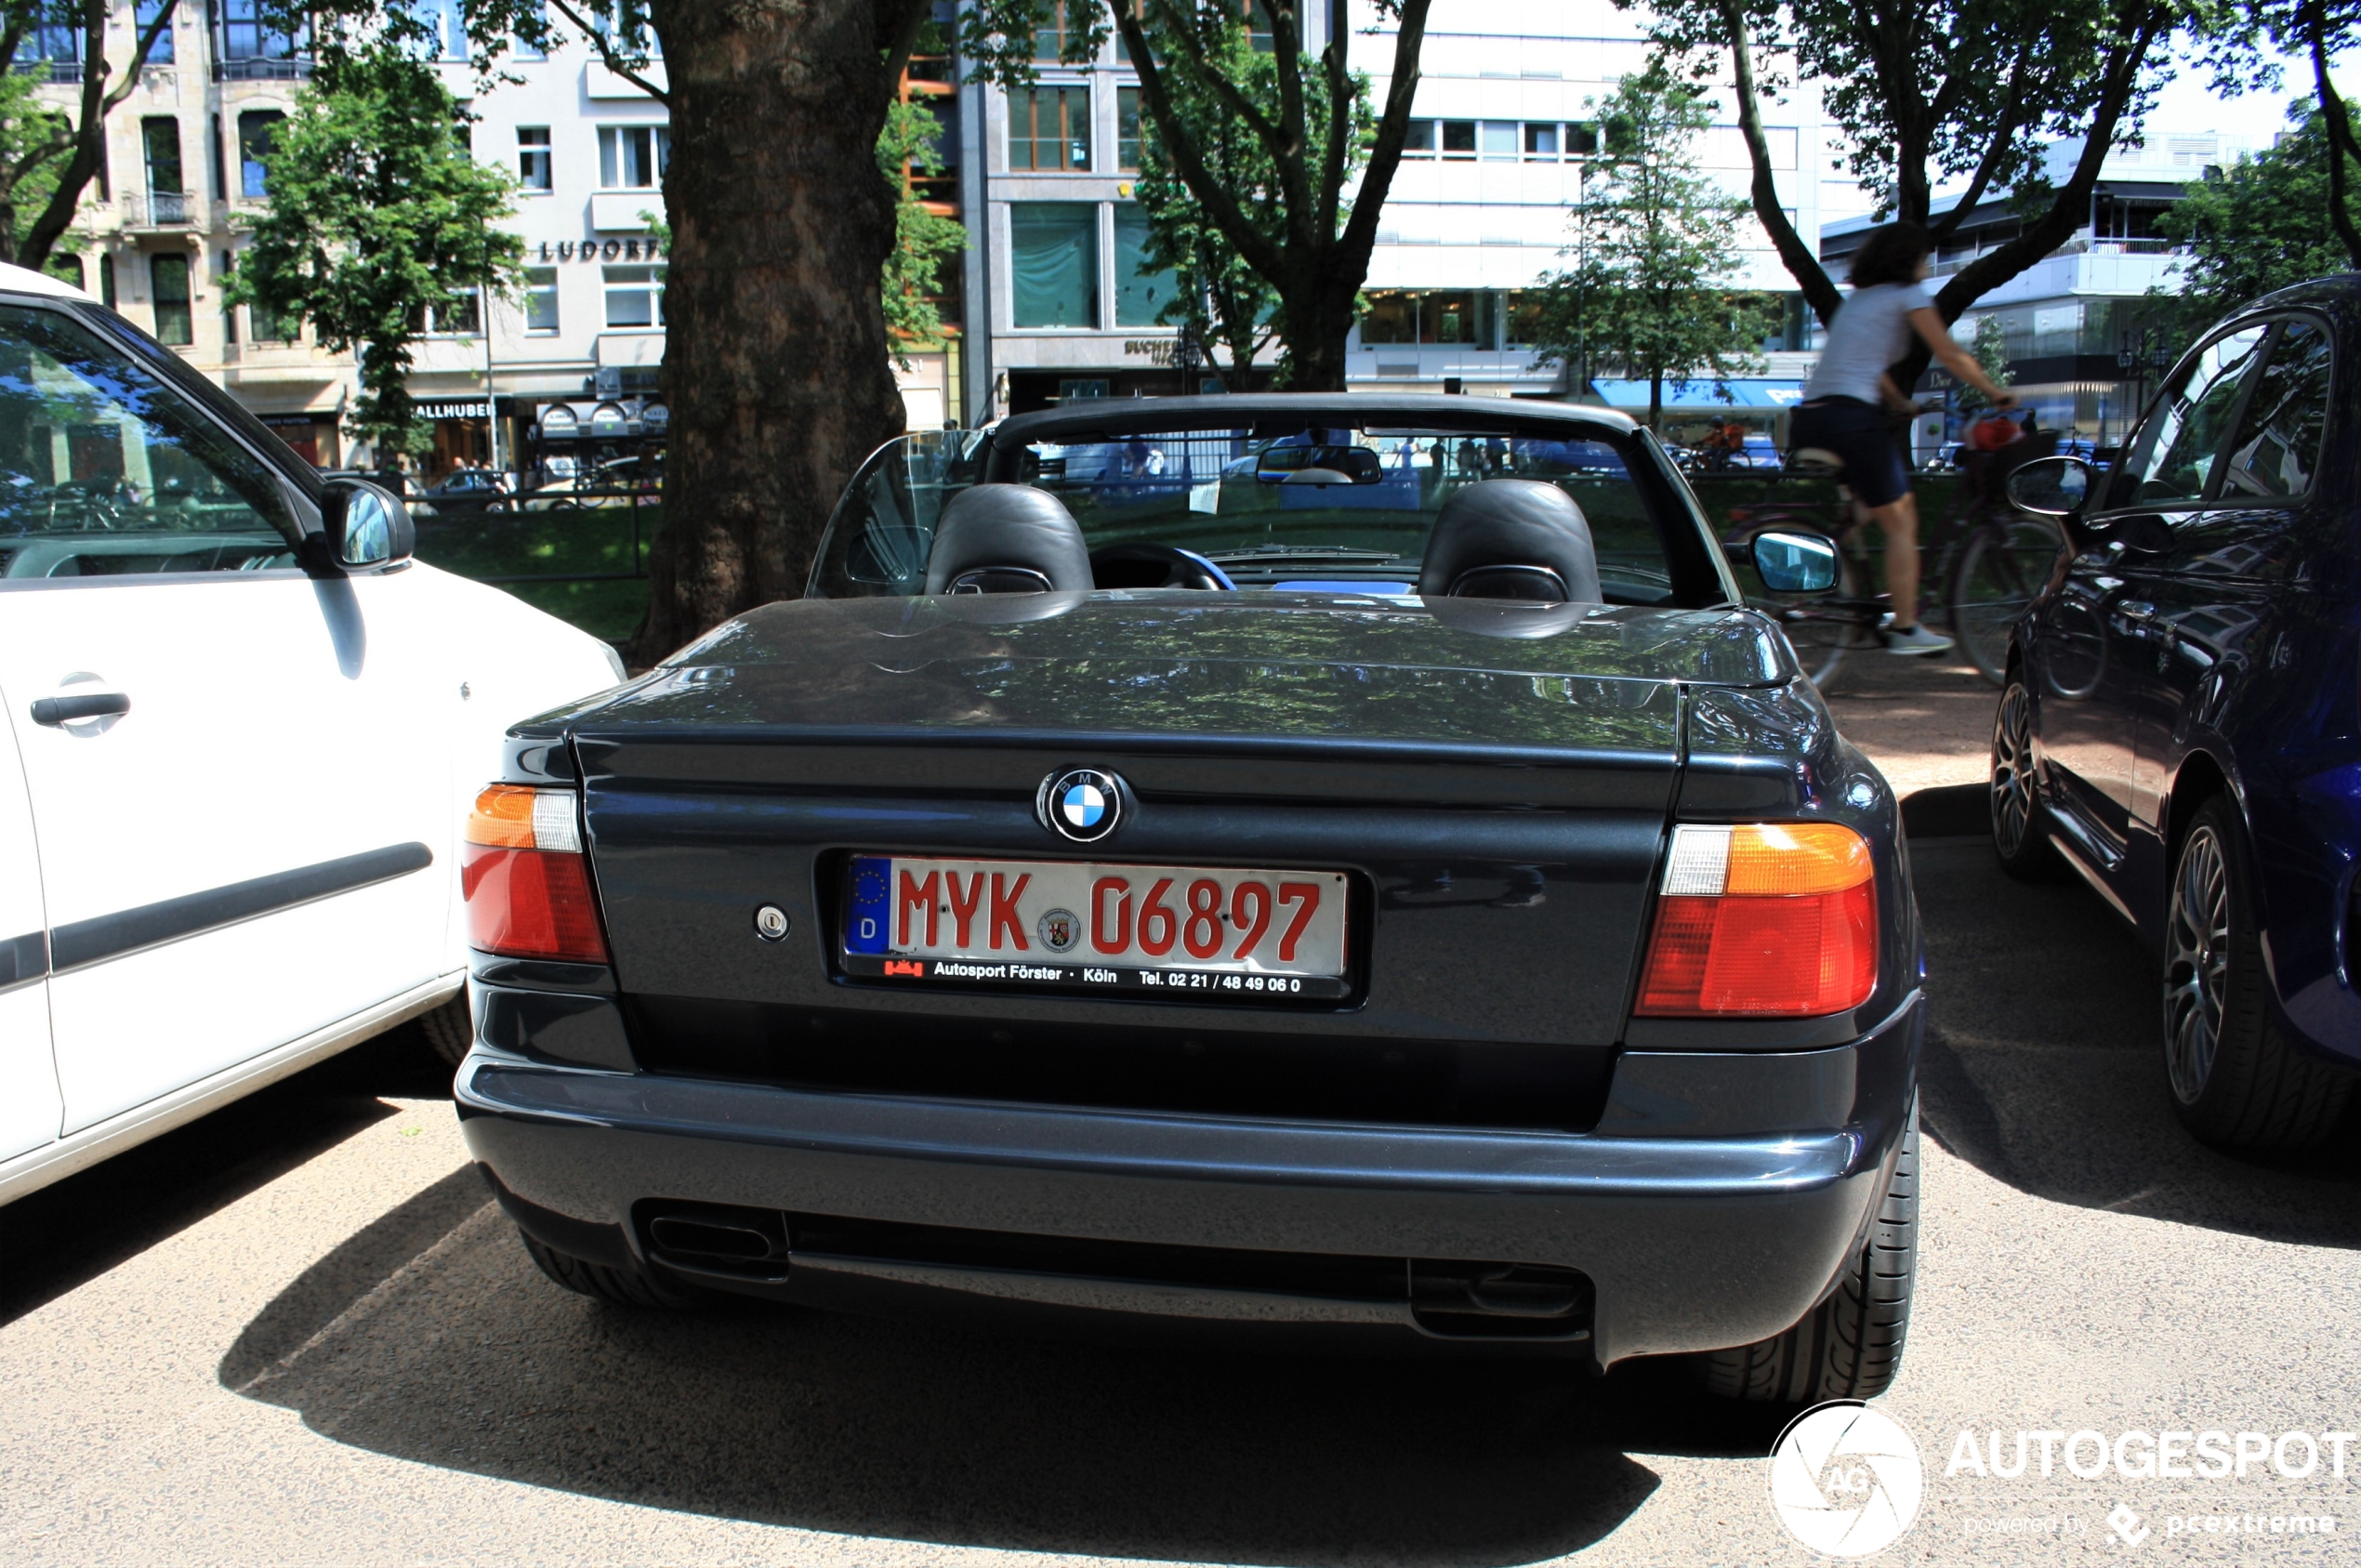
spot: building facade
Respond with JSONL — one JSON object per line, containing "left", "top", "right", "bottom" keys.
{"left": 33, "top": 3, "right": 958, "bottom": 477}
{"left": 954, "top": 0, "right": 1830, "bottom": 428}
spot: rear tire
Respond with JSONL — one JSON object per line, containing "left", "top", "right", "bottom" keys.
{"left": 418, "top": 991, "right": 472, "bottom": 1068}
{"left": 1699, "top": 1113, "right": 1918, "bottom": 1403}
{"left": 519, "top": 1231, "right": 706, "bottom": 1310}
{"left": 2163, "top": 797, "right": 2355, "bottom": 1154}
{"left": 1989, "top": 677, "right": 2063, "bottom": 880}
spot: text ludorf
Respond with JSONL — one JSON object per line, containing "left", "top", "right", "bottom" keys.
{"left": 538, "top": 238, "right": 664, "bottom": 264}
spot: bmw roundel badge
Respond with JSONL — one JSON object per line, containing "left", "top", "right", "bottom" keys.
{"left": 1037, "top": 767, "right": 1125, "bottom": 843}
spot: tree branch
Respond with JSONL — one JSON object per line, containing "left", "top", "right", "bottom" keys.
{"left": 101, "top": 0, "right": 178, "bottom": 114}
{"left": 1927, "top": 39, "right": 2034, "bottom": 244}
{"left": 1721, "top": 0, "right": 1840, "bottom": 323}
{"left": 1332, "top": 0, "right": 1431, "bottom": 264}
{"left": 881, "top": 0, "right": 930, "bottom": 99}
{"left": 1936, "top": 8, "right": 2166, "bottom": 320}
{"left": 1263, "top": 0, "right": 1315, "bottom": 250}
{"left": 547, "top": 0, "right": 670, "bottom": 105}
{"left": 2308, "top": 0, "right": 2361, "bottom": 268}
{"left": 1114, "top": 0, "right": 1289, "bottom": 282}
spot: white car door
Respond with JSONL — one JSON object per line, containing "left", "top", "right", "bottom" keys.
{"left": 0, "top": 298, "right": 449, "bottom": 1134}
{"left": 0, "top": 693, "right": 58, "bottom": 1163}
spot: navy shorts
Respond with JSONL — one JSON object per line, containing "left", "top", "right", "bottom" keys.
{"left": 1789, "top": 398, "right": 1911, "bottom": 508}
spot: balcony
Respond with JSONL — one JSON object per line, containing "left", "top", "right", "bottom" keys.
{"left": 122, "top": 191, "right": 196, "bottom": 230}
{"left": 216, "top": 56, "right": 310, "bottom": 83}
{"left": 9, "top": 59, "right": 82, "bottom": 84}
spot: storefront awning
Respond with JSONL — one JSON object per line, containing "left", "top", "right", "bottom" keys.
{"left": 1589, "top": 378, "right": 1804, "bottom": 410}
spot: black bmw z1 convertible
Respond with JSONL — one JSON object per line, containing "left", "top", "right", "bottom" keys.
{"left": 455, "top": 394, "right": 1924, "bottom": 1403}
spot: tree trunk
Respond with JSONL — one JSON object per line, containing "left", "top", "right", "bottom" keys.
{"left": 635, "top": 0, "right": 909, "bottom": 664}
{"left": 1277, "top": 273, "right": 1361, "bottom": 390}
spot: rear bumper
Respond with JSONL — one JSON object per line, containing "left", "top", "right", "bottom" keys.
{"left": 458, "top": 992, "right": 1921, "bottom": 1365}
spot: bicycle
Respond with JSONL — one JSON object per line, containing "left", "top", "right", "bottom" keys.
{"left": 1724, "top": 420, "right": 2065, "bottom": 689}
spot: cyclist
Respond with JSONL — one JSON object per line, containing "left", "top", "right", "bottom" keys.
{"left": 1792, "top": 220, "right": 2016, "bottom": 655}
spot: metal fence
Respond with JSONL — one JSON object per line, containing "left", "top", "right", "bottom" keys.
{"left": 408, "top": 484, "right": 656, "bottom": 586}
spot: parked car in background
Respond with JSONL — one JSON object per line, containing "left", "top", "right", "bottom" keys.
{"left": 1994, "top": 276, "right": 2354, "bottom": 1154}
{"left": 413, "top": 468, "right": 513, "bottom": 520}
{"left": 0, "top": 262, "right": 625, "bottom": 1206}
{"left": 521, "top": 455, "right": 660, "bottom": 512}
{"left": 455, "top": 394, "right": 1927, "bottom": 1405}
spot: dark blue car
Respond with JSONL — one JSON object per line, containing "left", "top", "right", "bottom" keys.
{"left": 1994, "top": 277, "right": 2354, "bottom": 1154}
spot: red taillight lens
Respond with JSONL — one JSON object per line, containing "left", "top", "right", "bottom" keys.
{"left": 463, "top": 785, "right": 609, "bottom": 963}
{"left": 1635, "top": 823, "right": 1877, "bottom": 1017}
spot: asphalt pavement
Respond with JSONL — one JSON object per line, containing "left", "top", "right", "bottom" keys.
{"left": 5, "top": 656, "right": 2358, "bottom": 1566}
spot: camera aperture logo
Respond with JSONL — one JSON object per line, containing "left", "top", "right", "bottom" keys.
{"left": 1769, "top": 1402, "right": 1926, "bottom": 1557}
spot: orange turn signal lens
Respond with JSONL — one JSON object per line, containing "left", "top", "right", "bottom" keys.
{"left": 1636, "top": 822, "right": 1877, "bottom": 1017}
{"left": 461, "top": 784, "right": 606, "bottom": 963}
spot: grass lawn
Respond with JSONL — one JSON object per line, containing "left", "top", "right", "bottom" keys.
{"left": 412, "top": 505, "right": 656, "bottom": 642}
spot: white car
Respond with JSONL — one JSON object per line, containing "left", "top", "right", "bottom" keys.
{"left": 0, "top": 262, "right": 625, "bottom": 1205}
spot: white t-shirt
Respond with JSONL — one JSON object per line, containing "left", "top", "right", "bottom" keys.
{"left": 1802, "top": 282, "right": 1932, "bottom": 404}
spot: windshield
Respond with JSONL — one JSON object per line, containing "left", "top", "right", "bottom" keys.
{"left": 810, "top": 421, "right": 1682, "bottom": 604}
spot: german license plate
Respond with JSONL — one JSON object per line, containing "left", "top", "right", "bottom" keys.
{"left": 841, "top": 855, "right": 1351, "bottom": 1000}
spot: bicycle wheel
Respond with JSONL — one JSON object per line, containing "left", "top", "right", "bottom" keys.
{"left": 1948, "top": 513, "right": 2064, "bottom": 687}
{"left": 1735, "top": 519, "right": 1871, "bottom": 688}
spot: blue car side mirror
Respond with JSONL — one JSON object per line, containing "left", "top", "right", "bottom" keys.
{"left": 1744, "top": 529, "right": 1841, "bottom": 594}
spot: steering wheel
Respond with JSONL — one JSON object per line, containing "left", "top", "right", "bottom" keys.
{"left": 1089, "top": 543, "right": 1236, "bottom": 591}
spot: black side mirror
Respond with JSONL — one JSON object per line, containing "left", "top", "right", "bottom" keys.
{"left": 322, "top": 478, "right": 415, "bottom": 572}
{"left": 1736, "top": 528, "right": 1842, "bottom": 594}
{"left": 2005, "top": 455, "right": 2095, "bottom": 517}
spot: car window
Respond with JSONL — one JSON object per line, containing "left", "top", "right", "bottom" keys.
{"left": 810, "top": 424, "right": 1680, "bottom": 605}
{"left": 2117, "top": 326, "right": 2267, "bottom": 507}
{"left": 0, "top": 302, "right": 297, "bottom": 579}
{"left": 2219, "top": 321, "right": 2331, "bottom": 501}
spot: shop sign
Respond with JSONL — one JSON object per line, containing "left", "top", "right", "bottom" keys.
{"left": 1122, "top": 338, "right": 1181, "bottom": 363}
{"left": 537, "top": 238, "right": 665, "bottom": 263}
{"left": 417, "top": 401, "right": 491, "bottom": 422}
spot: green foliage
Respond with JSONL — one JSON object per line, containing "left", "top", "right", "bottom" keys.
{"left": 1531, "top": 63, "right": 1778, "bottom": 428}
{"left": 0, "top": 60, "right": 70, "bottom": 261}
{"left": 1958, "top": 315, "right": 2015, "bottom": 411}
{"left": 1129, "top": 17, "right": 1364, "bottom": 389}
{"left": 226, "top": 55, "right": 523, "bottom": 459}
{"left": 878, "top": 96, "right": 966, "bottom": 366}
{"left": 2154, "top": 100, "right": 2361, "bottom": 328}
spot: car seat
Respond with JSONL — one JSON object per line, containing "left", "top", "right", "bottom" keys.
{"left": 924, "top": 484, "right": 1094, "bottom": 594}
{"left": 1416, "top": 479, "right": 1602, "bottom": 604}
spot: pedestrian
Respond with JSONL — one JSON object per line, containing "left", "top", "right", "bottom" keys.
{"left": 1790, "top": 220, "right": 2016, "bottom": 654}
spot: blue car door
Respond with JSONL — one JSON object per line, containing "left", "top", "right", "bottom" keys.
{"left": 2038, "top": 325, "right": 2270, "bottom": 893}
{"left": 2123, "top": 317, "right": 2332, "bottom": 927}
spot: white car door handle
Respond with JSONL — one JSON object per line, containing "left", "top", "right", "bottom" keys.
{"left": 30, "top": 691, "right": 130, "bottom": 727}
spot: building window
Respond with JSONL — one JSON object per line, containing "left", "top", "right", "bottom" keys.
{"left": 1402, "top": 121, "right": 1435, "bottom": 158}
{"left": 1479, "top": 121, "right": 1517, "bottom": 160}
{"left": 219, "top": 0, "right": 303, "bottom": 65}
{"left": 136, "top": 0, "right": 174, "bottom": 64}
{"left": 237, "top": 111, "right": 281, "bottom": 198}
{"left": 1439, "top": 121, "right": 1475, "bottom": 159}
{"left": 1112, "top": 204, "right": 1175, "bottom": 327}
{"left": 518, "top": 126, "right": 552, "bottom": 191}
{"left": 597, "top": 124, "right": 668, "bottom": 189}
{"left": 603, "top": 263, "right": 665, "bottom": 328}
{"left": 1566, "top": 122, "right": 1601, "bottom": 157}
{"left": 99, "top": 254, "right": 115, "bottom": 309}
{"left": 151, "top": 253, "right": 192, "bottom": 345}
{"left": 142, "top": 117, "right": 183, "bottom": 194}
{"left": 1009, "top": 202, "right": 1097, "bottom": 328}
{"left": 15, "top": 18, "right": 78, "bottom": 67}
{"left": 1009, "top": 86, "right": 1090, "bottom": 172}
{"left": 218, "top": 251, "right": 236, "bottom": 343}
{"left": 523, "top": 267, "right": 559, "bottom": 333}
{"left": 1117, "top": 86, "right": 1141, "bottom": 173}
{"left": 1033, "top": 0, "right": 1080, "bottom": 61}
{"left": 1503, "top": 291, "right": 1545, "bottom": 347}
{"left": 251, "top": 296, "right": 299, "bottom": 342}
{"left": 1358, "top": 291, "right": 1416, "bottom": 344}
{"left": 1523, "top": 124, "right": 1557, "bottom": 160}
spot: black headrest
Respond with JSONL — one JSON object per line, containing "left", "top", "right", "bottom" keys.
{"left": 924, "top": 484, "right": 1093, "bottom": 595}
{"left": 1416, "top": 480, "right": 1601, "bottom": 604}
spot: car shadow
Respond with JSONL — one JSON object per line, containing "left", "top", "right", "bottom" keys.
{"left": 1906, "top": 801, "right": 2361, "bottom": 1250}
{"left": 218, "top": 1188, "right": 1801, "bottom": 1565}
{"left": 0, "top": 1020, "right": 454, "bottom": 1328}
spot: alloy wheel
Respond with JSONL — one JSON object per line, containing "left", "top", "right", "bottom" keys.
{"left": 2163, "top": 826, "right": 2232, "bottom": 1105}
{"left": 1990, "top": 683, "right": 2037, "bottom": 856}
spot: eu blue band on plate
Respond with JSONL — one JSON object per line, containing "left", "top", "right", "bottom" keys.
{"left": 845, "top": 855, "right": 891, "bottom": 953}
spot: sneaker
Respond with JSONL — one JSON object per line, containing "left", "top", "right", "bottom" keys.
{"left": 1883, "top": 620, "right": 1955, "bottom": 656}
